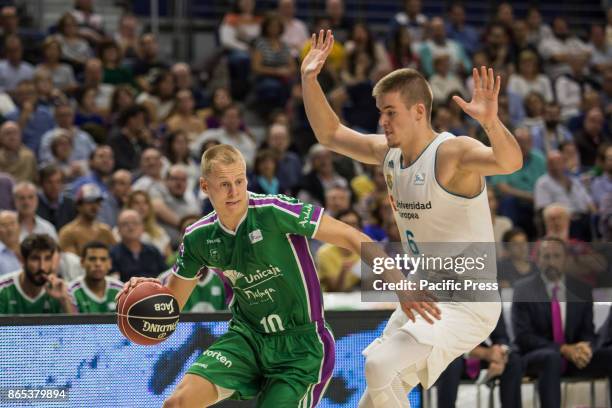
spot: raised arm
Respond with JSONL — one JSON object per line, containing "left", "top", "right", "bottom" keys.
{"left": 301, "top": 30, "right": 388, "bottom": 165}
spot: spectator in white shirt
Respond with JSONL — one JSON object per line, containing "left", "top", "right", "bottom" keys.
{"left": 507, "top": 50, "right": 554, "bottom": 102}
{"left": 277, "top": 0, "right": 308, "bottom": 58}
{"left": 538, "top": 16, "right": 589, "bottom": 79}
{"left": 13, "top": 182, "right": 58, "bottom": 242}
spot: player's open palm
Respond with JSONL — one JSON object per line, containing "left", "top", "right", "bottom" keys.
{"left": 453, "top": 66, "right": 500, "bottom": 125}
{"left": 301, "top": 29, "right": 334, "bottom": 79}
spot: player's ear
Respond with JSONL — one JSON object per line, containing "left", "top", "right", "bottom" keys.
{"left": 415, "top": 103, "right": 426, "bottom": 121}
{"left": 199, "top": 176, "right": 208, "bottom": 194}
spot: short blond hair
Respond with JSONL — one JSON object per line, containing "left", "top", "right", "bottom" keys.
{"left": 372, "top": 68, "right": 433, "bottom": 122}
{"left": 200, "top": 144, "right": 245, "bottom": 178}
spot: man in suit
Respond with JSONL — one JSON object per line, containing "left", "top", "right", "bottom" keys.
{"left": 512, "top": 236, "right": 612, "bottom": 408}
{"left": 436, "top": 314, "right": 523, "bottom": 408}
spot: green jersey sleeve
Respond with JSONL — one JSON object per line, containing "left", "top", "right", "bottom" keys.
{"left": 173, "top": 231, "right": 208, "bottom": 280}
{"left": 251, "top": 194, "right": 324, "bottom": 238}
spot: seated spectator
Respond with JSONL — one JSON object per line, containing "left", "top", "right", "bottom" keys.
{"left": 388, "top": 0, "right": 428, "bottom": 42}
{"left": 559, "top": 141, "right": 585, "bottom": 178}
{"left": 324, "top": 185, "right": 351, "bottom": 218}
{"left": 344, "top": 22, "right": 391, "bottom": 81}
{"left": 131, "top": 147, "right": 166, "bottom": 196}
{"left": 68, "top": 241, "right": 123, "bottom": 313}
{"left": 198, "top": 86, "right": 233, "bottom": 130}
{"left": 419, "top": 16, "right": 470, "bottom": 78}
{"left": 33, "top": 68, "right": 68, "bottom": 107}
{"left": 124, "top": 190, "right": 171, "bottom": 258}
{"left": 534, "top": 151, "right": 595, "bottom": 240}
{"left": 520, "top": 91, "right": 545, "bottom": 135}
{"left": 445, "top": 2, "right": 479, "bottom": 56}
{"left": 298, "top": 144, "right": 348, "bottom": 206}
{"left": 58, "top": 183, "right": 116, "bottom": 255}
{"left": 511, "top": 19, "right": 539, "bottom": 65}
{"left": 5, "top": 79, "right": 55, "bottom": 155}
{"left": 591, "top": 145, "right": 612, "bottom": 210}
{"left": 54, "top": 12, "right": 94, "bottom": 69}
{"left": 74, "top": 86, "right": 106, "bottom": 130}
{"left": 251, "top": 12, "right": 296, "bottom": 117}
{"left": 575, "top": 107, "right": 610, "bottom": 168}
{"left": 0, "top": 6, "right": 43, "bottom": 64}
{"left": 161, "top": 130, "right": 199, "bottom": 193}
{"left": 68, "top": 144, "right": 114, "bottom": 197}
{"left": 488, "top": 188, "right": 513, "bottom": 244}
{"left": 265, "top": 122, "right": 302, "bottom": 192}
{"left": 113, "top": 14, "right": 140, "bottom": 65}
{"left": 525, "top": 7, "right": 552, "bottom": 47}
{"left": 132, "top": 33, "right": 168, "bottom": 92}
{"left": 37, "top": 165, "right": 76, "bottom": 230}
{"left": 44, "top": 130, "right": 88, "bottom": 182}
{"left": 191, "top": 105, "right": 256, "bottom": 169}
{"left": 0, "top": 234, "right": 76, "bottom": 314}
{"left": 98, "top": 169, "right": 131, "bottom": 228}
{"left": 0, "top": 172, "right": 14, "bottom": 210}
{"left": 171, "top": 62, "right": 207, "bottom": 110}
{"left": 507, "top": 50, "right": 553, "bottom": 103}
{"left": 81, "top": 58, "right": 114, "bottom": 114}
{"left": 0, "top": 121, "right": 37, "bottom": 183}
{"left": 315, "top": 209, "right": 362, "bottom": 292}
{"left": 13, "top": 182, "right": 58, "bottom": 242}
{"left": 326, "top": 0, "right": 353, "bottom": 42}
{"left": 538, "top": 16, "right": 590, "bottom": 79}
{"left": 136, "top": 69, "right": 175, "bottom": 125}
{"left": 492, "top": 128, "right": 546, "bottom": 239}
{"left": 165, "top": 89, "right": 206, "bottom": 145}
{"left": 436, "top": 314, "right": 523, "bottom": 408}
{"left": 0, "top": 210, "right": 21, "bottom": 276}
{"left": 586, "top": 25, "right": 611, "bottom": 76}
{"left": 108, "top": 84, "right": 136, "bottom": 125}
{"left": 70, "top": 0, "right": 105, "bottom": 45}
{"left": 108, "top": 105, "right": 152, "bottom": 171}
{"left": 554, "top": 54, "right": 599, "bottom": 121}
{"left": 0, "top": 34, "right": 34, "bottom": 93}
{"left": 362, "top": 180, "right": 393, "bottom": 242}
{"left": 110, "top": 209, "right": 167, "bottom": 282}
{"left": 480, "top": 23, "right": 513, "bottom": 71}
{"left": 277, "top": 0, "right": 308, "bottom": 58}
{"left": 387, "top": 25, "right": 419, "bottom": 71}
{"left": 530, "top": 102, "right": 573, "bottom": 154}
{"left": 39, "top": 103, "right": 96, "bottom": 164}
{"left": 512, "top": 236, "right": 612, "bottom": 408}
{"left": 99, "top": 40, "right": 133, "bottom": 87}
{"left": 36, "top": 37, "right": 77, "bottom": 94}
{"left": 249, "top": 149, "right": 288, "bottom": 195}
{"left": 497, "top": 228, "right": 537, "bottom": 288}
{"left": 429, "top": 53, "right": 467, "bottom": 106}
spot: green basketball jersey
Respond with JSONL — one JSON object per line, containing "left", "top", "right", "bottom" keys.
{"left": 159, "top": 268, "right": 227, "bottom": 312}
{"left": 174, "top": 193, "right": 325, "bottom": 333}
{"left": 0, "top": 271, "right": 67, "bottom": 314}
{"left": 68, "top": 276, "right": 124, "bottom": 313}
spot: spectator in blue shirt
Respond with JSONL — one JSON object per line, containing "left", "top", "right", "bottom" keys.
{"left": 445, "top": 2, "right": 480, "bottom": 56}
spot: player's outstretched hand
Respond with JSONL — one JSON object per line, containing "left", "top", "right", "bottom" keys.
{"left": 115, "top": 277, "right": 162, "bottom": 301}
{"left": 452, "top": 66, "right": 500, "bottom": 125}
{"left": 301, "top": 29, "right": 334, "bottom": 79}
{"left": 399, "top": 290, "right": 441, "bottom": 324}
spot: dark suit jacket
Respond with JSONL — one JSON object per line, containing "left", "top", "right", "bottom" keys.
{"left": 512, "top": 273, "right": 595, "bottom": 354}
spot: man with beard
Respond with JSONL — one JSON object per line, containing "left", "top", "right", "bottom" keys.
{"left": 512, "top": 236, "right": 612, "bottom": 408}
{"left": 0, "top": 233, "right": 76, "bottom": 314}
{"left": 68, "top": 241, "right": 123, "bottom": 313}
{"left": 530, "top": 102, "right": 573, "bottom": 154}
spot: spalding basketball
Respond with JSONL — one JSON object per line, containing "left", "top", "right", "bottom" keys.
{"left": 116, "top": 281, "right": 180, "bottom": 345}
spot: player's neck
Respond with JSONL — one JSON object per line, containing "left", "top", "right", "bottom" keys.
{"left": 399, "top": 128, "right": 437, "bottom": 168}
{"left": 85, "top": 276, "right": 106, "bottom": 296}
{"left": 19, "top": 271, "right": 43, "bottom": 298}
{"left": 218, "top": 208, "right": 247, "bottom": 232}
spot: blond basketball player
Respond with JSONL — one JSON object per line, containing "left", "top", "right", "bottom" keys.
{"left": 301, "top": 30, "right": 523, "bottom": 407}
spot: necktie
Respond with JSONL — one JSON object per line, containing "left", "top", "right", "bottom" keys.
{"left": 551, "top": 284, "right": 567, "bottom": 372}
{"left": 465, "top": 357, "right": 480, "bottom": 380}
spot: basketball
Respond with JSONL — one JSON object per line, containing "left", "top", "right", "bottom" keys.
{"left": 116, "top": 281, "right": 180, "bottom": 345}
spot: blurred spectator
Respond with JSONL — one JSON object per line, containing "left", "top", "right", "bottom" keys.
{"left": 298, "top": 144, "right": 348, "bottom": 206}
{"left": 132, "top": 147, "right": 165, "bottom": 196}
{"left": 82, "top": 58, "right": 114, "bottom": 113}
{"left": 37, "top": 37, "right": 77, "bottom": 94}
{"left": 316, "top": 209, "right": 362, "bottom": 292}
{"left": 125, "top": 190, "right": 171, "bottom": 258}
{"left": 389, "top": 0, "right": 428, "bottom": 42}
{"left": 69, "top": 144, "right": 114, "bottom": 197}
{"left": 251, "top": 12, "right": 296, "bottom": 117}
{"left": 98, "top": 169, "right": 131, "bottom": 228}
{"left": 559, "top": 141, "right": 584, "bottom": 178}
{"left": 492, "top": 127, "right": 546, "bottom": 239}
{"left": 0, "top": 34, "right": 33, "bottom": 93}
{"left": 43, "top": 130, "right": 88, "bottom": 182}
{"left": 219, "top": 0, "right": 262, "bottom": 100}
{"left": 520, "top": 91, "right": 545, "bottom": 135}
{"left": 74, "top": 86, "right": 106, "bottom": 130}
{"left": 525, "top": 7, "right": 552, "bottom": 47}
{"left": 419, "top": 16, "right": 470, "bottom": 78}
{"left": 497, "top": 228, "right": 536, "bottom": 288}
{"left": 58, "top": 183, "right": 115, "bottom": 255}
{"left": 445, "top": 2, "right": 479, "bottom": 56}
{"left": 575, "top": 107, "right": 610, "bottom": 168}
{"left": 299, "top": 17, "right": 346, "bottom": 86}
{"left": 429, "top": 53, "right": 467, "bottom": 106}
{"left": 362, "top": 191, "right": 392, "bottom": 242}
{"left": 13, "top": 181, "right": 58, "bottom": 242}
{"left": 68, "top": 241, "right": 123, "bottom": 313}
{"left": 325, "top": 0, "right": 352, "bottom": 43}
{"left": 5, "top": 79, "right": 55, "bottom": 155}
{"left": 108, "top": 84, "right": 135, "bottom": 124}
{"left": 55, "top": 12, "right": 94, "bottom": 69}
{"left": 37, "top": 165, "right": 77, "bottom": 230}
{"left": 166, "top": 89, "right": 206, "bottom": 144}
{"left": 113, "top": 14, "right": 140, "bottom": 64}
{"left": 554, "top": 53, "right": 598, "bottom": 121}
{"left": 530, "top": 102, "right": 573, "bottom": 154}
{"left": 191, "top": 105, "right": 256, "bottom": 169}
{"left": 39, "top": 103, "right": 96, "bottom": 164}
{"left": 488, "top": 188, "right": 513, "bottom": 244}
{"left": 198, "top": 86, "right": 233, "bottom": 129}
{"left": 0, "top": 6, "right": 42, "bottom": 64}
{"left": 387, "top": 26, "right": 419, "bottom": 71}
{"left": 534, "top": 151, "right": 595, "bottom": 241}
{"left": 249, "top": 148, "right": 287, "bottom": 195}
{"left": 152, "top": 164, "right": 201, "bottom": 247}
{"left": 538, "top": 17, "right": 589, "bottom": 79}
{"left": 494, "top": 2, "right": 514, "bottom": 28}
{"left": 33, "top": 68, "right": 68, "bottom": 107}
{"left": 136, "top": 69, "right": 175, "bottom": 125}
{"left": 586, "top": 25, "right": 611, "bottom": 76}
{"left": 99, "top": 40, "right": 133, "bottom": 86}
{"left": 265, "top": 122, "right": 301, "bottom": 192}
{"left": 345, "top": 22, "right": 392, "bottom": 81}
{"left": 512, "top": 237, "right": 612, "bottom": 408}
{"left": 0, "top": 234, "right": 76, "bottom": 314}
{"left": 111, "top": 209, "right": 166, "bottom": 282}
{"left": 108, "top": 105, "right": 152, "bottom": 171}
{"left": 480, "top": 23, "right": 513, "bottom": 71}
{"left": 277, "top": 0, "right": 308, "bottom": 58}
{"left": 0, "top": 172, "right": 14, "bottom": 210}
{"left": 0, "top": 210, "right": 21, "bottom": 276}
{"left": 511, "top": 19, "right": 538, "bottom": 65}
{"left": 507, "top": 50, "right": 553, "bottom": 103}
{"left": 132, "top": 33, "right": 168, "bottom": 92}
{"left": 70, "top": 0, "right": 105, "bottom": 45}
{"left": 161, "top": 130, "right": 200, "bottom": 192}
{"left": 591, "top": 145, "right": 612, "bottom": 210}
{"left": 603, "top": 69, "right": 612, "bottom": 116}
{"left": 171, "top": 62, "right": 207, "bottom": 110}
{"left": 0, "top": 121, "right": 37, "bottom": 183}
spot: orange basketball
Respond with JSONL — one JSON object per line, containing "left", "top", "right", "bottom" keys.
{"left": 116, "top": 281, "right": 180, "bottom": 345}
